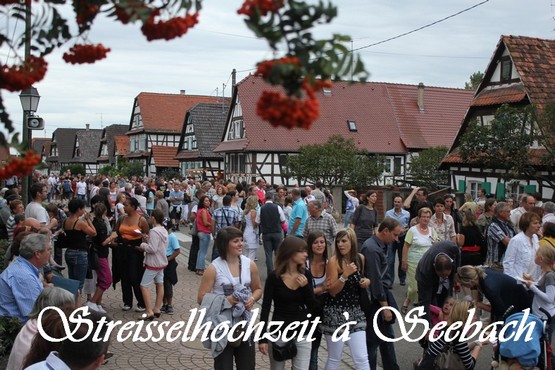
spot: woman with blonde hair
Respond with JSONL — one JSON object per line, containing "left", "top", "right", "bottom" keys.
{"left": 415, "top": 300, "right": 485, "bottom": 370}
{"left": 321, "top": 228, "right": 371, "bottom": 370}
{"left": 456, "top": 265, "right": 530, "bottom": 322}
{"left": 401, "top": 207, "right": 438, "bottom": 313}
{"left": 243, "top": 195, "right": 259, "bottom": 261}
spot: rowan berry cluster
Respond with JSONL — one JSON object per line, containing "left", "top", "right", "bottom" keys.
{"left": 74, "top": 1, "right": 100, "bottom": 25}
{"left": 141, "top": 12, "right": 199, "bottom": 41}
{"left": 62, "top": 44, "right": 111, "bottom": 64}
{"left": 0, "top": 150, "right": 41, "bottom": 180}
{"left": 0, "top": 56, "right": 48, "bottom": 92}
{"left": 256, "top": 56, "right": 300, "bottom": 79}
{"left": 238, "top": 0, "right": 284, "bottom": 16}
{"left": 256, "top": 88, "right": 320, "bottom": 130}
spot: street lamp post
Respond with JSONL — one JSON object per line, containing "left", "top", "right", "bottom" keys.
{"left": 19, "top": 87, "right": 40, "bottom": 205}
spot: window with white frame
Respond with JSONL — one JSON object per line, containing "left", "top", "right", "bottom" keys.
{"left": 468, "top": 182, "right": 481, "bottom": 200}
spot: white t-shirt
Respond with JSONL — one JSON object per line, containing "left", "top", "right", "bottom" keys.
{"left": 25, "top": 202, "right": 49, "bottom": 224}
{"left": 76, "top": 181, "right": 87, "bottom": 195}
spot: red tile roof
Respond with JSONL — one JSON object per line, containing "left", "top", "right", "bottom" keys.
{"left": 217, "top": 75, "right": 472, "bottom": 153}
{"left": 470, "top": 83, "right": 527, "bottom": 107}
{"left": 386, "top": 84, "right": 474, "bottom": 149}
{"left": 151, "top": 145, "right": 179, "bottom": 167}
{"left": 134, "top": 93, "right": 227, "bottom": 133}
{"left": 503, "top": 35, "right": 555, "bottom": 108}
{"left": 114, "top": 136, "right": 129, "bottom": 156}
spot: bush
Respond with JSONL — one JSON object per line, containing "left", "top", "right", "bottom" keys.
{"left": 0, "top": 239, "right": 8, "bottom": 274}
{"left": 0, "top": 316, "right": 23, "bottom": 362}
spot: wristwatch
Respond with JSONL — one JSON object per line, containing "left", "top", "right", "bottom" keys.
{"left": 339, "top": 276, "right": 347, "bottom": 283}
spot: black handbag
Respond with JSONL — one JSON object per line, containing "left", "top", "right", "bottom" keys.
{"left": 272, "top": 340, "right": 297, "bottom": 362}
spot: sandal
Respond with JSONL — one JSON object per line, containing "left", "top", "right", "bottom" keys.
{"left": 196, "top": 269, "right": 204, "bottom": 276}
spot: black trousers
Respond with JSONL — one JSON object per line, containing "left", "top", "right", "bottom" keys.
{"left": 188, "top": 235, "right": 200, "bottom": 271}
{"left": 121, "top": 247, "right": 145, "bottom": 307}
{"left": 213, "top": 341, "right": 255, "bottom": 370}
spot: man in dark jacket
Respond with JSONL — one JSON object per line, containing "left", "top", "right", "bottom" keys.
{"left": 361, "top": 218, "right": 402, "bottom": 370}
{"left": 415, "top": 241, "right": 461, "bottom": 324}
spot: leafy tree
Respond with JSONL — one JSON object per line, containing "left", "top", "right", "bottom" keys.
{"left": 160, "top": 169, "right": 181, "bottom": 181}
{"left": 286, "top": 135, "right": 385, "bottom": 188}
{"left": 458, "top": 104, "right": 555, "bottom": 197}
{"left": 61, "top": 164, "right": 86, "bottom": 177}
{"left": 98, "top": 165, "right": 119, "bottom": 177}
{"left": 121, "top": 161, "right": 144, "bottom": 179}
{"left": 408, "top": 146, "right": 449, "bottom": 189}
{"left": 464, "top": 71, "right": 484, "bottom": 90}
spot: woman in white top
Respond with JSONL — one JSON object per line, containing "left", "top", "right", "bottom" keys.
{"left": 242, "top": 196, "right": 259, "bottom": 261}
{"left": 306, "top": 231, "right": 329, "bottom": 370}
{"left": 197, "top": 227, "right": 262, "bottom": 370}
{"left": 503, "top": 212, "right": 542, "bottom": 282}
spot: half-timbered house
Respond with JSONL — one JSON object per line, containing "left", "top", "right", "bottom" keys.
{"left": 125, "top": 91, "right": 227, "bottom": 176}
{"left": 97, "top": 124, "right": 128, "bottom": 169}
{"left": 46, "top": 128, "right": 79, "bottom": 174}
{"left": 31, "top": 138, "right": 51, "bottom": 176}
{"left": 442, "top": 35, "right": 555, "bottom": 201}
{"left": 72, "top": 126, "right": 103, "bottom": 175}
{"left": 175, "top": 102, "right": 230, "bottom": 180}
{"left": 214, "top": 75, "right": 473, "bottom": 186}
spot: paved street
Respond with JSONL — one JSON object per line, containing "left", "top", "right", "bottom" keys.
{"left": 96, "top": 230, "right": 495, "bottom": 369}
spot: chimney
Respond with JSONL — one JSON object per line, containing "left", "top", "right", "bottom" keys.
{"left": 86, "top": 123, "right": 90, "bottom": 130}
{"left": 232, "top": 69, "right": 236, "bottom": 87}
{"left": 417, "top": 82, "right": 425, "bottom": 112}
{"left": 180, "top": 90, "right": 186, "bottom": 95}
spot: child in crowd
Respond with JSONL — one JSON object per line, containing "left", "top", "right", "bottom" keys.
{"left": 162, "top": 221, "right": 180, "bottom": 315}
{"left": 429, "top": 296, "right": 455, "bottom": 326}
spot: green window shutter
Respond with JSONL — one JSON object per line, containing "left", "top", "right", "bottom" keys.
{"left": 481, "top": 182, "right": 491, "bottom": 195}
{"left": 496, "top": 183, "right": 505, "bottom": 200}
{"left": 458, "top": 180, "right": 466, "bottom": 193}
{"left": 524, "top": 185, "right": 537, "bottom": 194}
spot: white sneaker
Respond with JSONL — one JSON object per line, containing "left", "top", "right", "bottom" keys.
{"left": 86, "top": 301, "right": 100, "bottom": 312}
{"left": 95, "top": 304, "right": 107, "bottom": 314}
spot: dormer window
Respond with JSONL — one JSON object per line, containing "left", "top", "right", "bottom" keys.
{"left": 347, "top": 120, "right": 357, "bottom": 132}
{"left": 500, "top": 57, "right": 512, "bottom": 82}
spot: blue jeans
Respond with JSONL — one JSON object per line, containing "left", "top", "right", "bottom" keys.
{"left": 196, "top": 232, "right": 211, "bottom": 270}
{"left": 365, "top": 289, "right": 399, "bottom": 370}
{"left": 386, "top": 237, "right": 406, "bottom": 287}
{"left": 65, "top": 249, "right": 88, "bottom": 290}
{"left": 344, "top": 210, "right": 354, "bottom": 228}
{"left": 262, "top": 232, "right": 283, "bottom": 276}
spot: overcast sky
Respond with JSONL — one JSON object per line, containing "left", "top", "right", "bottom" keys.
{"left": 1, "top": 0, "right": 554, "bottom": 140}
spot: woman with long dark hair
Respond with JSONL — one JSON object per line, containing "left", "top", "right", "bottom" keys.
{"left": 195, "top": 195, "right": 212, "bottom": 276}
{"left": 63, "top": 198, "right": 97, "bottom": 291}
{"left": 350, "top": 190, "right": 378, "bottom": 249}
{"left": 197, "top": 227, "right": 262, "bottom": 370}
{"left": 306, "top": 231, "right": 328, "bottom": 370}
{"left": 259, "top": 236, "right": 318, "bottom": 370}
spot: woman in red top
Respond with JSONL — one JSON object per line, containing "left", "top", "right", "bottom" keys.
{"left": 196, "top": 195, "right": 212, "bottom": 276}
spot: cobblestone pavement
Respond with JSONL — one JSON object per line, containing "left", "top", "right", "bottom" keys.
{"left": 99, "top": 231, "right": 360, "bottom": 370}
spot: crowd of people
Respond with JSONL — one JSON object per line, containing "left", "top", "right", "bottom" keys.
{"left": 1, "top": 172, "right": 555, "bottom": 370}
